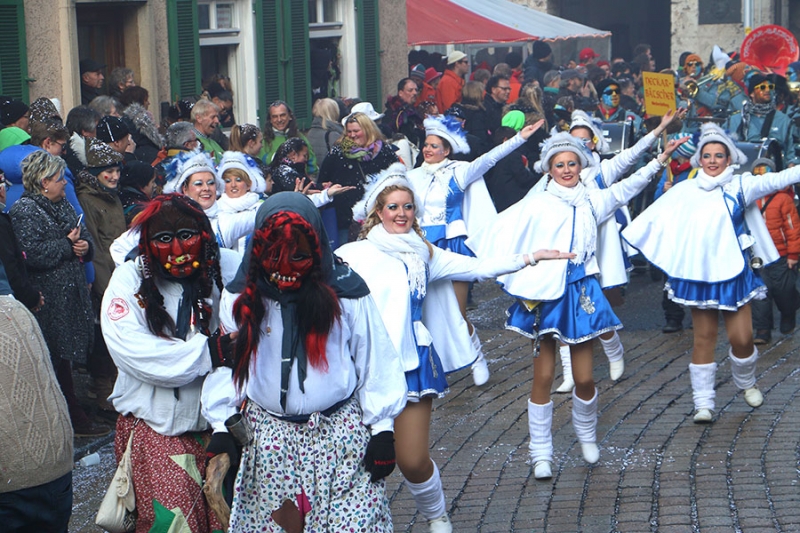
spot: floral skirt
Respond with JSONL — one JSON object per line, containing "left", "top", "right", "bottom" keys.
{"left": 229, "top": 398, "right": 392, "bottom": 532}
{"left": 406, "top": 344, "right": 450, "bottom": 401}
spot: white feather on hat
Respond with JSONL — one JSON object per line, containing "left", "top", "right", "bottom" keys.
{"left": 423, "top": 115, "right": 470, "bottom": 155}
{"left": 534, "top": 132, "right": 592, "bottom": 174}
{"left": 163, "top": 149, "right": 222, "bottom": 196}
{"left": 690, "top": 123, "right": 747, "bottom": 168}
{"left": 352, "top": 162, "right": 414, "bottom": 223}
{"left": 217, "top": 150, "right": 267, "bottom": 193}
{"left": 569, "top": 110, "right": 609, "bottom": 154}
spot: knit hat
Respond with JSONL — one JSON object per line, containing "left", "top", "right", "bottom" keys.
{"left": 410, "top": 64, "right": 426, "bottom": 80}
{"left": 534, "top": 132, "right": 591, "bottom": 174}
{"left": 447, "top": 51, "right": 467, "bottom": 65}
{"left": 80, "top": 59, "right": 105, "bottom": 74}
{"left": 750, "top": 157, "right": 776, "bottom": 173}
{"left": 579, "top": 47, "right": 599, "bottom": 62}
{"left": 501, "top": 110, "right": 525, "bottom": 132}
{"left": 85, "top": 136, "right": 124, "bottom": 174}
{"left": 569, "top": 110, "right": 609, "bottom": 153}
{"left": 690, "top": 123, "right": 747, "bottom": 167}
{"left": 424, "top": 115, "right": 470, "bottom": 154}
{"left": 28, "top": 97, "right": 61, "bottom": 125}
{"left": 96, "top": 116, "right": 130, "bottom": 143}
{"left": 341, "top": 101, "right": 384, "bottom": 125}
{"left": 121, "top": 160, "right": 156, "bottom": 190}
{"left": 560, "top": 68, "right": 584, "bottom": 81}
{"left": 0, "top": 99, "right": 28, "bottom": 126}
{"left": 444, "top": 103, "right": 467, "bottom": 120}
{"left": 747, "top": 72, "right": 770, "bottom": 95}
{"left": 425, "top": 68, "right": 442, "bottom": 84}
{"left": 683, "top": 54, "right": 703, "bottom": 68}
{"left": 672, "top": 133, "right": 698, "bottom": 159}
{"left": 595, "top": 78, "right": 620, "bottom": 97}
{"left": 163, "top": 149, "right": 222, "bottom": 196}
{"left": 352, "top": 162, "right": 412, "bottom": 223}
{"left": 0, "top": 127, "right": 30, "bottom": 151}
{"left": 532, "top": 40, "right": 552, "bottom": 60}
{"left": 217, "top": 150, "right": 267, "bottom": 194}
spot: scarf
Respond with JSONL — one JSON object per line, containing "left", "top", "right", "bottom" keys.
{"left": 545, "top": 178, "right": 596, "bottom": 264}
{"left": 340, "top": 137, "right": 383, "bottom": 161}
{"left": 750, "top": 100, "right": 775, "bottom": 117}
{"left": 669, "top": 159, "right": 692, "bottom": 176}
{"left": 695, "top": 166, "right": 735, "bottom": 192}
{"left": 216, "top": 191, "right": 261, "bottom": 214}
{"left": 366, "top": 224, "right": 430, "bottom": 298}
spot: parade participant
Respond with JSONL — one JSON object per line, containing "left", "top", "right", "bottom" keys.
{"left": 682, "top": 54, "right": 704, "bottom": 80}
{"left": 684, "top": 46, "right": 747, "bottom": 123}
{"left": 202, "top": 192, "right": 407, "bottom": 532}
{"left": 726, "top": 72, "right": 797, "bottom": 165}
{"left": 101, "top": 193, "right": 234, "bottom": 532}
{"left": 594, "top": 78, "right": 645, "bottom": 137}
{"left": 217, "top": 150, "right": 268, "bottom": 254}
{"left": 407, "top": 115, "right": 543, "bottom": 386}
{"left": 623, "top": 123, "right": 800, "bottom": 423}
{"left": 540, "top": 108, "right": 683, "bottom": 391}
{"left": 338, "top": 165, "right": 572, "bottom": 532}
{"left": 467, "top": 132, "right": 685, "bottom": 479}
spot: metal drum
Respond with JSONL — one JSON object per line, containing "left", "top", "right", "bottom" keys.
{"left": 599, "top": 121, "right": 634, "bottom": 159}
{"left": 733, "top": 139, "right": 783, "bottom": 174}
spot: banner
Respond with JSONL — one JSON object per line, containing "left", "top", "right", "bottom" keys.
{"left": 642, "top": 71, "right": 676, "bottom": 116}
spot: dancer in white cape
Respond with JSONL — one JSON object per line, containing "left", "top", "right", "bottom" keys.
{"left": 540, "top": 108, "right": 685, "bottom": 392}
{"left": 467, "top": 132, "right": 686, "bottom": 479}
{"left": 337, "top": 163, "right": 572, "bottom": 532}
{"left": 407, "top": 115, "right": 543, "bottom": 386}
{"left": 623, "top": 123, "right": 800, "bottom": 422}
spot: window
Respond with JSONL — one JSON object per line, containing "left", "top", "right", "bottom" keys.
{"left": 199, "top": 1, "right": 238, "bottom": 33}
{"left": 308, "top": 0, "right": 341, "bottom": 26}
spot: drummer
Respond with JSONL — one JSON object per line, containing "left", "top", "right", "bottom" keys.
{"left": 725, "top": 72, "right": 798, "bottom": 166}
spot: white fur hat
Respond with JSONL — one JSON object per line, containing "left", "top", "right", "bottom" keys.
{"left": 163, "top": 149, "right": 223, "bottom": 196}
{"left": 423, "top": 115, "right": 470, "bottom": 155}
{"left": 352, "top": 162, "right": 414, "bottom": 223}
{"left": 569, "top": 109, "right": 609, "bottom": 154}
{"left": 534, "top": 132, "right": 592, "bottom": 174}
{"left": 217, "top": 150, "right": 267, "bottom": 193}
{"left": 690, "top": 123, "right": 747, "bottom": 168}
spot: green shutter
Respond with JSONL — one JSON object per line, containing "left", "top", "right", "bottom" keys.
{"left": 0, "top": 0, "right": 28, "bottom": 102}
{"left": 255, "top": 0, "right": 284, "bottom": 129}
{"left": 284, "top": 0, "right": 311, "bottom": 129}
{"left": 356, "top": 0, "right": 381, "bottom": 109}
{"left": 167, "top": 0, "right": 200, "bottom": 101}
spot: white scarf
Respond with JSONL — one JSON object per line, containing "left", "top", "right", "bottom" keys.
{"left": 217, "top": 191, "right": 261, "bottom": 213}
{"left": 366, "top": 224, "right": 430, "bottom": 297}
{"left": 545, "top": 178, "right": 596, "bottom": 264}
{"left": 695, "top": 166, "right": 735, "bottom": 192}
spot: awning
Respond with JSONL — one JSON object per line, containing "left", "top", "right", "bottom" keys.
{"left": 407, "top": 0, "right": 611, "bottom": 46}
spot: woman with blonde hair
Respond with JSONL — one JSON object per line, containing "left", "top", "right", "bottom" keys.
{"left": 338, "top": 164, "right": 571, "bottom": 531}
{"left": 318, "top": 111, "right": 397, "bottom": 246}
{"left": 306, "top": 98, "right": 343, "bottom": 169}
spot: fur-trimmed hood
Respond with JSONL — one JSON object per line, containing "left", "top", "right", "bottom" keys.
{"left": 122, "top": 103, "right": 164, "bottom": 149}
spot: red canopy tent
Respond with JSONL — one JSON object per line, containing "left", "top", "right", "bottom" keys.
{"left": 407, "top": 0, "right": 531, "bottom": 46}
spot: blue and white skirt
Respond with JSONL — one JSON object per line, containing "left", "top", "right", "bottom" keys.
{"left": 405, "top": 344, "right": 449, "bottom": 401}
{"left": 424, "top": 225, "right": 476, "bottom": 257}
{"left": 505, "top": 263, "right": 622, "bottom": 346}
{"left": 666, "top": 260, "right": 766, "bottom": 311}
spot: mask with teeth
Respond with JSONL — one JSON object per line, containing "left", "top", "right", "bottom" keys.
{"left": 256, "top": 211, "right": 320, "bottom": 291}
{"left": 147, "top": 209, "right": 203, "bottom": 278}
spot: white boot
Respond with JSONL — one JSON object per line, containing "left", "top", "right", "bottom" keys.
{"left": 572, "top": 389, "right": 600, "bottom": 464}
{"left": 470, "top": 327, "right": 490, "bottom": 386}
{"left": 689, "top": 362, "right": 717, "bottom": 422}
{"left": 555, "top": 344, "right": 574, "bottom": 393}
{"left": 405, "top": 461, "right": 448, "bottom": 525}
{"left": 600, "top": 331, "right": 625, "bottom": 381}
{"left": 729, "top": 347, "right": 763, "bottom": 407}
{"left": 527, "top": 399, "right": 553, "bottom": 479}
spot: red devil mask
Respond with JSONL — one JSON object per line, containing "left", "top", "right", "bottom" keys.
{"left": 254, "top": 211, "right": 321, "bottom": 291}
{"left": 147, "top": 209, "right": 204, "bottom": 279}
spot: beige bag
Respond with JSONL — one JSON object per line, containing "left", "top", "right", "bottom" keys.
{"left": 95, "top": 429, "right": 136, "bottom": 533}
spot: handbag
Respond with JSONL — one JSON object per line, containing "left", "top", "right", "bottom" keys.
{"left": 95, "top": 428, "right": 137, "bottom": 533}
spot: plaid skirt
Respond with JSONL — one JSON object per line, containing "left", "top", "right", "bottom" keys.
{"left": 229, "top": 398, "right": 392, "bottom": 532}
{"left": 115, "top": 415, "right": 223, "bottom": 533}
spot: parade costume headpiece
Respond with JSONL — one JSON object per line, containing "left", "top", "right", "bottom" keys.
{"left": 535, "top": 132, "right": 592, "bottom": 174}
{"left": 569, "top": 110, "right": 609, "bottom": 154}
{"left": 352, "top": 162, "right": 412, "bottom": 223}
{"left": 424, "top": 115, "right": 470, "bottom": 154}
{"left": 163, "top": 149, "right": 222, "bottom": 196}
{"left": 217, "top": 150, "right": 267, "bottom": 194}
{"left": 690, "top": 123, "right": 748, "bottom": 168}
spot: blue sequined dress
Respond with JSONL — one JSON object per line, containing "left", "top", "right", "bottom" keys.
{"left": 405, "top": 282, "right": 450, "bottom": 400}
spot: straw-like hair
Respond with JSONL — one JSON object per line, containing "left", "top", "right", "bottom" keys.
{"left": 21, "top": 150, "right": 66, "bottom": 194}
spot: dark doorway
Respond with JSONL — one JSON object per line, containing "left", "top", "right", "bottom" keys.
{"left": 555, "top": 0, "right": 672, "bottom": 70}
{"left": 76, "top": 4, "right": 132, "bottom": 91}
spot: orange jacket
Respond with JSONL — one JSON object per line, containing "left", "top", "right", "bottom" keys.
{"left": 507, "top": 70, "right": 523, "bottom": 104}
{"left": 757, "top": 189, "right": 800, "bottom": 261}
{"left": 418, "top": 82, "right": 436, "bottom": 106}
{"left": 435, "top": 69, "right": 465, "bottom": 114}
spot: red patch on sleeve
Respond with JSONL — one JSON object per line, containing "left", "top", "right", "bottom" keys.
{"left": 107, "top": 297, "right": 130, "bottom": 321}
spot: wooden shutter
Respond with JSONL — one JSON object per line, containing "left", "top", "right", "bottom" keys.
{"left": 0, "top": 0, "right": 28, "bottom": 101}
{"left": 356, "top": 0, "right": 381, "bottom": 109}
{"left": 284, "top": 0, "right": 311, "bottom": 129}
{"left": 167, "top": 0, "right": 200, "bottom": 101}
{"left": 255, "top": 0, "right": 284, "bottom": 129}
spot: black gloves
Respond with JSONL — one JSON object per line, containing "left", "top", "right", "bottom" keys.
{"left": 363, "top": 431, "right": 396, "bottom": 482}
{"left": 208, "top": 330, "right": 235, "bottom": 368}
{"left": 206, "top": 431, "right": 240, "bottom": 466}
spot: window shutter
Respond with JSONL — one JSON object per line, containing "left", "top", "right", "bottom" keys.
{"left": 255, "top": 0, "right": 284, "bottom": 129}
{"left": 356, "top": 0, "right": 381, "bottom": 109}
{"left": 167, "top": 0, "right": 200, "bottom": 101}
{"left": 284, "top": 0, "right": 311, "bottom": 129}
{"left": 0, "top": 0, "right": 28, "bottom": 101}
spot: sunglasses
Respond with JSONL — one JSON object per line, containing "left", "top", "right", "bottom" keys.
{"left": 686, "top": 61, "right": 702, "bottom": 67}
{"left": 603, "top": 88, "right": 620, "bottom": 95}
{"left": 754, "top": 83, "right": 775, "bottom": 92}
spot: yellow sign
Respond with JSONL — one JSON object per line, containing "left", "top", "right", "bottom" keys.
{"left": 642, "top": 71, "right": 677, "bottom": 116}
